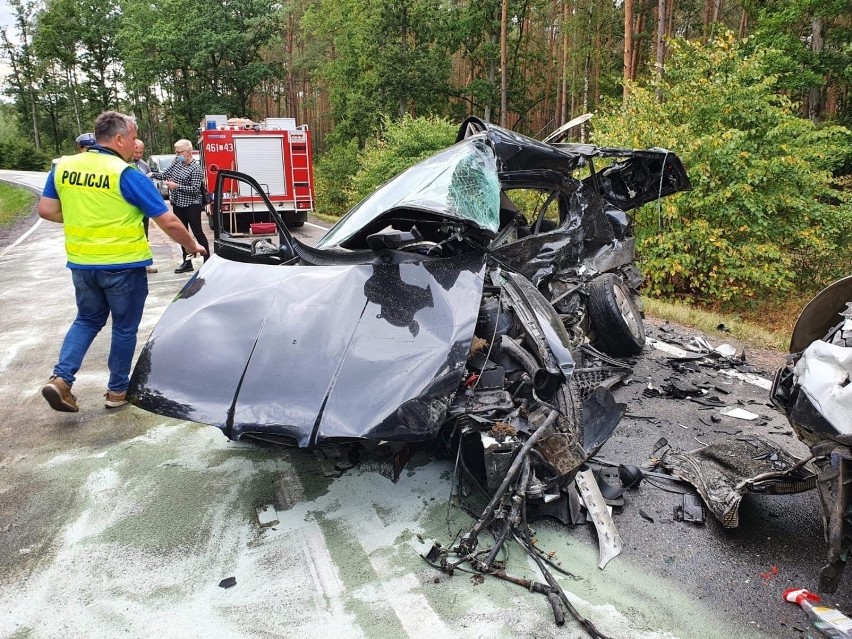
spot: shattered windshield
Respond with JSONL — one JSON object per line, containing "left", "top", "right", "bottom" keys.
{"left": 317, "top": 139, "right": 501, "bottom": 248}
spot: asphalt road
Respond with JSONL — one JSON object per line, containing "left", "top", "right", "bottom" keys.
{"left": 0, "top": 170, "right": 845, "bottom": 639}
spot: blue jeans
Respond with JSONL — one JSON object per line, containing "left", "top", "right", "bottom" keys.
{"left": 54, "top": 268, "right": 148, "bottom": 392}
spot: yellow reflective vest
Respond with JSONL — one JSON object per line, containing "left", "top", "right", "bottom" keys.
{"left": 54, "top": 150, "right": 152, "bottom": 267}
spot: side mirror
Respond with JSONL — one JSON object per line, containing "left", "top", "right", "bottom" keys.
{"left": 214, "top": 169, "right": 298, "bottom": 262}
{"left": 250, "top": 239, "right": 278, "bottom": 257}
{"left": 249, "top": 238, "right": 295, "bottom": 262}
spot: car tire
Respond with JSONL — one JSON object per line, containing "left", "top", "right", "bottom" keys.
{"left": 588, "top": 272, "right": 645, "bottom": 356}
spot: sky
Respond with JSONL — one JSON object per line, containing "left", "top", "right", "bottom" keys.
{"left": 0, "top": 0, "right": 16, "bottom": 34}
{"left": 0, "top": 0, "right": 16, "bottom": 85}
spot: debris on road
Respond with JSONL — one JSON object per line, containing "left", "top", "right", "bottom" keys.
{"left": 674, "top": 494, "right": 704, "bottom": 524}
{"left": 784, "top": 588, "right": 852, "bottom": 639}
{"left": 720, "top": 406, "right": 760, "bottom": 420}
{"left": 658, "top": 435, "right": 816, "bottom": 527}
{"left": 256, "top": 504, "right": 279, "bottom": 527}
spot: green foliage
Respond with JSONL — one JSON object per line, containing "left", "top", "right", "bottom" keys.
{"left": 0, "top": 181, "right": 37, "bottom": 228}
{"left": 743, "top": 0, "right": 852, "bottom": 125}
{"left": 0, "top": 138, "right": 52, "bottom": 170}
{"left": 314, "top": 138, "right": 360, "bottom": 218}
{"left": 349, "top": 115, "right": 458, "bottom": 204}
{"left": 0, "top": 105, "right": 24, "bottom": 145}
{"left": 314, "top": 115, "right": 458, "bottom": 218}
{"left": 304, "top": 0, "right": 453, "bottom": 146}
{"left": 594, "top": 32, "right": 852, "bottom": 307}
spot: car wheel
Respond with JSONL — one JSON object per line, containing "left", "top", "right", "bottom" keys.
{"left": 588, "top": 272, "right": 645, "bottom": 356}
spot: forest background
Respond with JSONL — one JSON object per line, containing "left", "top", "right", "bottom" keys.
{"left": 1, "top": 0, "right": 851, "bottom": 317}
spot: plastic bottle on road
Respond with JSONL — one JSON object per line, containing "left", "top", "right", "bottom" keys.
{"left": 784, "top": 588, "right": 852, "bottom": 639}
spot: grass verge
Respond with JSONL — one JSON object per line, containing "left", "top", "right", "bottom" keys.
{"left": 0, "top": 182, "right": 36, "bottom": 228}
{"left": 311, "top": 211, "right": 342, "bottom": 227}
{"left": 644, "top": 296, "right": 788, "bottom": 352}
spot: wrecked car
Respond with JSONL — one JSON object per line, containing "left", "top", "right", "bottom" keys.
{"left": 771, "top": 275, "right": 852, "bottom": 592}
{"left": 319, "top": 117, "right": 691, "bottom": 357}
{"left": 129, "top": 121, "right": 689, "bottom": 635}
{"left": 130, "top": 120, "right": 690, "bottom": 471}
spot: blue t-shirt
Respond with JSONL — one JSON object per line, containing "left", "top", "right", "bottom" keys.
{"left": 43, "top": 147, "right": 170, "bottom": 270}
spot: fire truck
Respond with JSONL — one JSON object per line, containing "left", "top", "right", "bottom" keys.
{"left": 198, "top": 115, "right": 315, "bottom": 233}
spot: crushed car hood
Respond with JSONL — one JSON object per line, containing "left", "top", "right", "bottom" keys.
{"left": 129, "top": 253, "right": 487, "bottom": 446}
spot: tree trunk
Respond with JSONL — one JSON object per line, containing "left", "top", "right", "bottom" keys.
{"left": 809, "top": 16, "right": 823, "bottom": 122}
{"left": 666, "top": 0, "right": 675, "bottom": 39}
{"left": 485, "top": 6, "right": 498, "bottom": 123}
{"left": 399, "top": 4, "right": 409, "bottom": 117}
{"left": 500, "top": 0, "right": 508, "bottom": 126}
{"left": 631, "top": 13, "right": 644, "bottom": 81}
{"left": 623, "top": 0, "right": 633, "bottom": 102}
{"left": 66, "top": 66, "right": 81, "bottom": 133}
{"left": 738, "top": 8, "right": 748, "bottom": 38}
{"left": 560, "top": 0, "right": 569, "bottom": 125}
{"left": 544, "top": 0, "right": 557, "bottom": 132}
{"left": 656, "top": 0, "right": 666, "bottom": 99}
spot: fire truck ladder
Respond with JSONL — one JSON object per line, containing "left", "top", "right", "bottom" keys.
{"left": 288, "top": 128, "right": 313, "bottom": 211}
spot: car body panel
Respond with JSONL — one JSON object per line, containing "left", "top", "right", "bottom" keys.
{"left": 789, "top": 275, "right": 852, "bottom": 353}
{"left": 456, "top": 116, "right": 691, "bottom": 213}
{"left": 130, "top": 252, "right": 487, "bottom": 446}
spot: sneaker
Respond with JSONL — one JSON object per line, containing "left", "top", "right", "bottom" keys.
{"left": 174, "top": 261, "right": 194, "bottom": 274}
{"left": 146, "top": 266, "right": 158, "bottom": 274}
{"left": 42, "top": 376, "right": 79, "bottom": 412}
{"left": 104, "top": 390, "right": 128, "bottom": 409}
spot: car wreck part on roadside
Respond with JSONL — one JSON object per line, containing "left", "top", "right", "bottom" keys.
{"left": 674, "top": 494, "right": 705, "bottom": 524}
{"left": 771, "top": 277, "right": 852, "bottom": 592}
{"left": 218, "top": 576, "right": 237, "bottom": 589}
{"left": 784, "top": 588, "right": 852, "bottom": 639}
{"left": 571, "top": 345, "right": 633, "bottom": 401}
{"left": 807, "top": 447, "right": 852, "bottom": 592}
{"left": 659, "top": 435, "right": 816, "bottom": 528}
{"left": 575, "top": 468, "right": 623, "bottom": 568}
{"left": 423, "top": 411, "right": 616, "bottom": 637}
{"left": 719, "top": 406, "right": 760, "bottom": 421}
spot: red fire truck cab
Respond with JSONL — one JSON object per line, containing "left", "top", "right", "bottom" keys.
{"left": 198, "top": 115, "right": 315, "bottom": 233}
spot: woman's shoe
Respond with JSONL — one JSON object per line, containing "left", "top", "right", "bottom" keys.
{"left": 174, "top": 260, "right": 194, "bottom": 274}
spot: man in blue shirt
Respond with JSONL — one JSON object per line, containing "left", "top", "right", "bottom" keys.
{"left": 38, "top": 111, "right": 206, "bottom": 413}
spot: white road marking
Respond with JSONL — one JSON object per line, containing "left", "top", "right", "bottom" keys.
{"left": 0, "top": 218, "right": 43, "bottom": 257}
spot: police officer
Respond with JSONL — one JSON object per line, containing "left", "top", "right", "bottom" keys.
{"left": 37, "top": 111, "right": 207, "bottom": 412}
{"left": 75, "top": 132, "right": 96, "bottom": 152}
